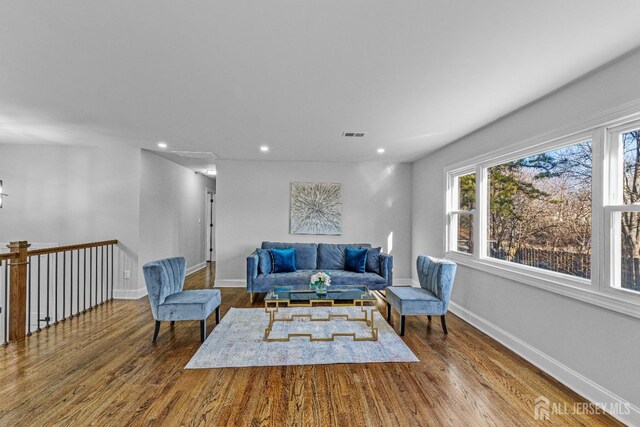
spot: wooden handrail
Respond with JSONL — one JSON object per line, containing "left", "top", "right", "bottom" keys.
{"left": 0, "top": 252, "right": 19, "bottom": 261}
{"left": 27, "top": 240, "right": 118, "bottom": 256}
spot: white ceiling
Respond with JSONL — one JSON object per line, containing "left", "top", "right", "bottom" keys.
{"left": 2, "top": 1, "right": 640, "bottom": 169}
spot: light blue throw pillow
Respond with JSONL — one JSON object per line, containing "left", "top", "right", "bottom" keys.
{"left": 366, "top": 247, "right": 382, "bottom": 274}
{"left": 256, "top": 248, "right": 272, "bottom": 275}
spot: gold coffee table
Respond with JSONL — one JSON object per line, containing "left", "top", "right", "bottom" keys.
{"left": 263, "top": 285, "right": 379, "bottom": 342}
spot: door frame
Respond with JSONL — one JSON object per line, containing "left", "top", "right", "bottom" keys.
{"left": 205, "top": 189, "right": 216, "bottom": 262}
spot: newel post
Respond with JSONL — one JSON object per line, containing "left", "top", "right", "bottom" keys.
{"left": 8, "top": 241, "right": 30, "bottom": 342}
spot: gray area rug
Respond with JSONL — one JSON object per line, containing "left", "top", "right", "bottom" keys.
{"left": 185, "top": 307, "right": 418, "bottom": 368}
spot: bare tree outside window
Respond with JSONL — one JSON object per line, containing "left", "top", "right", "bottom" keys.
{"left": 483, "top": 141, "right": 592, "bottom": 278}
{"left": 620, "top": 129, "right": 640, "bottom": 292}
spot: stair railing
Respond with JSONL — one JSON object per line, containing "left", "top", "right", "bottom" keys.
{"left": 0, "top": 240, "right": 118, "bottom": 344}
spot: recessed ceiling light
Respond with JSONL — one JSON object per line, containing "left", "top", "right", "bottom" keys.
{"left": 157, "top": 142, "right": 168, "bottom": 149}
{"left": 260, "top": 145, "right": 269, "bottom": 152}
{"left": 377, "top": 148, "right": 385, "bottom": 154}
{"left": 204, "top": 170, "right": 217, "bottom": 176}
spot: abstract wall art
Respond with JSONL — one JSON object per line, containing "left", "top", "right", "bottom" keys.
{"left": 290, "top": 182, "right": 342, "bottom": 235}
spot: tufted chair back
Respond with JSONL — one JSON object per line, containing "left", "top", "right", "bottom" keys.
{"left": 417, "top": 256, "right": 457, "bottom": 312}
{"left": 143, "top": 257, "right": 186, "bottom": 320}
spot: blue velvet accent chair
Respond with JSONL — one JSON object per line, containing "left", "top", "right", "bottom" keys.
{"left": 385, "top": 256, "right": 457, "bottom": 336}
{"left": 143, "top": 257, "right": 222, "bottom": 343}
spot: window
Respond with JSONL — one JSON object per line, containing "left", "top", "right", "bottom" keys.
{"left": 449, "top": 172, "right": 475, "bottom": 254}
{"left": 487, "top": 141, "right": 592, "bottom": 278}
{"left": 607, "top": 124, "right": 640, "bottom": 294}
{"left": 444, "top": 106, "right": 640, "bottom": 318}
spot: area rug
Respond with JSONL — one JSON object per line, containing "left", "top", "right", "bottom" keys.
{"left": 185, "top": 307, "right": 418, "bottom": 368}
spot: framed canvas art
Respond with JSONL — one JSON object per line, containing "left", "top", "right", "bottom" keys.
{"left": 290, "top": 182, "right": 342, "bottom": 235}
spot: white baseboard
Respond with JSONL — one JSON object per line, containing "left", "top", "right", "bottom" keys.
{"left": 215, "top": 279, "right": 245, "bottom": 288}
{"left": 449, "top": 301, "right": 640, "bottom": 426}
{"left": 393, "top": 278, "right": 419, "bottom": 287}
{"left": 113, "top": 287, "right": 148, "bottom": 300}
{"left": 186, "top": 262, "right": 207, "bottom": 276}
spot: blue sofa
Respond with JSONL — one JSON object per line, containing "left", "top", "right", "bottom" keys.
{"left": 247, "top": 242, "right": 393, "bottom": 300}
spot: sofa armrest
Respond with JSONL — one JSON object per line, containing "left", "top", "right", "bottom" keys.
{"left": 379, "top": 253, "right": 393, "bottom": 287}
{"left": 247, "top": 250, "right": 259, "bottom": 292}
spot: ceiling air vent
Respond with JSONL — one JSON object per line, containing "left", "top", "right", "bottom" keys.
{"left": 342, "top": 132, "right": 366, "bottom": 137}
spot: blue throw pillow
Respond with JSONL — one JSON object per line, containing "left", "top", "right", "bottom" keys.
{"left": 271, "top": 248, "right": 297, "bottom": 273}
{"left": 366, "top": 247, "right": 381, "bottom": 274}
{"left": 345, "top": 247, "right": 367, "bottom": 273}
{"left": 256, "top": 248, "right": 272, "bottom": 275}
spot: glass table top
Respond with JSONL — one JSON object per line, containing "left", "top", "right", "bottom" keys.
{"left": 264, "top": 285, "right": 376, "bottom": 302}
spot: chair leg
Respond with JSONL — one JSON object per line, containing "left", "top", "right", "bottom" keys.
{"left": 441, "top": 315, "right": 448, "bottom": 334}
{"left": 249, "top": 292, "right": 254, "bottom": 304}
{"left": 427, "top": 315, "right": 432, "bottom": 322}
{"left": 200, "top": 319, "right": 207, "bottom": 342}
{"left": 400, "top": 315, "right": 406, "bottom": 336}
{"left": 386, "top": 303, "right": 391, "bottom": 322}
{"left": 152, "top": 321, "right": 161, "bottom": 343}
{"left": 215, "top": 306, "right": 220, "bottom": 324}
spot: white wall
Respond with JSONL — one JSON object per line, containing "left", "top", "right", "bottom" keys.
{"left": 0, "top": 142, "right": 141, "bottom": 290}
{"left": 216, "top": 160, "right": 412, "bottom": 283}
{"left": 0, "top": 144, "right": 215, "bottom": 297}
{"left": 412, "top": 49, "right": 640, "bottom": 423}
{"left": 138, "top": 150, "right": 216, "bottom": 289}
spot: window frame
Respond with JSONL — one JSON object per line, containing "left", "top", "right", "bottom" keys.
{"left": 443, "top": 105, "right": 640, "bottom": 320}
{"left": 603, "top": 120, "right": 640, "bottom": 301}
{"left": 446, "top": 169, "right": 476, "bottom": 256}
{"left": 447, "top": 132, "right": 594, "bottom": 288}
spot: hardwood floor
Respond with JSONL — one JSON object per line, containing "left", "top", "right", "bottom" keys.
{"left": 0, "top": 263, "right": 620, "bottom": 426}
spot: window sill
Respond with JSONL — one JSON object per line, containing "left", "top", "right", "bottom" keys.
{"left": 445, "top": 251, "right": 640, "bottom": 320}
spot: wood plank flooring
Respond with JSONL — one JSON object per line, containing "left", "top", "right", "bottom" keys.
{"left": 0, "top": 263, "right": 620, "bottom": 426}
